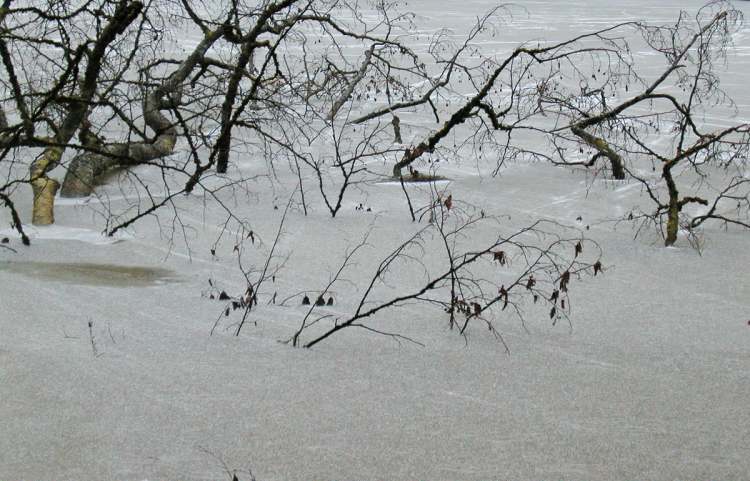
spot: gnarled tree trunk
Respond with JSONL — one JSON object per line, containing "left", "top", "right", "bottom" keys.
{"left": 60, "top": 26, "right": 225, "bottom": 198}
{"left": 60, "top": 93, "right": 177, "bottom": 197}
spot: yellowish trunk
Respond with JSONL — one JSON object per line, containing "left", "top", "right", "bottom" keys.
{"left": 31, "top": 177, "right": 60, "bottom": 225}
{"left": 30, "top": 148, "right": 62, "bottom": 225}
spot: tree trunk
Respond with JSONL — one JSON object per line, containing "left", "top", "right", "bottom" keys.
{"left": 30, "top": 147, "right": 63, "bottom": 225}
{"left": 31, "top": 176, "right": 60, "bottom": 225}
{"left": 28, "top": 1, "right": 144, "bottom": 224}
{"left": 663, "top": 164, "right": 680, "bottom": 246}
{"left": 61, "top": 27, "right": 225, "bottom": 197}
{"left": 60, "top": 94, "right": 177, "bottom": 197}
{"left": 665, "top": 202, "right": 680, "bottom": 246}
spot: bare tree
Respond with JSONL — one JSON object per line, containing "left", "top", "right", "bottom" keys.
{"left": 541, "top": 4, "right": 749, "bottom": 245}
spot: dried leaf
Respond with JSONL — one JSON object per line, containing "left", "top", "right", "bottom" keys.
{"left": 559, "top": 271, "right": 570, "bottom": 292}
{"left": 499, "top": 285, "right": 509, "bottom": 310}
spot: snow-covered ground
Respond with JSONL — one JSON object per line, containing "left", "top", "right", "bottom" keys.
{"left": 2, "top": 1, "right": 749, "bottom": 480}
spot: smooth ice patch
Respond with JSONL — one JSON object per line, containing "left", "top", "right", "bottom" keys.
{"left": 0, "top": 261, "right": 178, "bottom": 287}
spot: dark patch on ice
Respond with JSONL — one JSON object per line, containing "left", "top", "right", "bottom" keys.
{"left": 394, "top": 173, "right": 450, "bottom": 183}
{"left": 0, "top": 261, "right": 178, "bottom": 287}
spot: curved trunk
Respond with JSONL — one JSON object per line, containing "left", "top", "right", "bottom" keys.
{"left": 60, "top": 92, "right": 177, "bottom": 197}
{"left": 60, "top": 27, "right": 225, "bottom": 198}
{"left": 30, "top": 147, "right": 63, "bottom": 225}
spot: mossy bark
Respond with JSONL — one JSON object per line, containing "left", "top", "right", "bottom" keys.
{"left": 571, "top": 125, "right": 626, "bottom": 180}
{"left": 665, "top": 203, "right": 680, "bottom": 246}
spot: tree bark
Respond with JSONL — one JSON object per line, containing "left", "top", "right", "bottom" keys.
{"left": 665, "top": 202, "right": 680, "bottom": 246}
{"left": 570, "top": 125, "right": 626, "bottom": 180}
{"left": 31, "top": 176, "right": 60, "bottom": 225}
{"left": 60, "top": 26, "right": 225, "bottom": 198}
{"left": 663, "top": 164, "right": 680, "bottom": 246}
{"left": 60, "top": 93, "right": 177, "bottom": 197}
{"left": 29, "top": 1, "right": 143, "bottom": 224}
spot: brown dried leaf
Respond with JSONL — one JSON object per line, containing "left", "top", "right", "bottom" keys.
{"left": 560, "top": 271, "right": 570, "bottom": 292}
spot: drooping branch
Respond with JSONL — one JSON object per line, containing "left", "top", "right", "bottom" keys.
{"left": 300, "top": 216, "right": 602, "bottom": 348}
{"left": 389, "top": 56, "right": 519, "bottom": 177}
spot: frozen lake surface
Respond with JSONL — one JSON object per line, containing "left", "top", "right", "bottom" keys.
{"left": 1, "top": 1, "right": 749, "bottom": 480}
